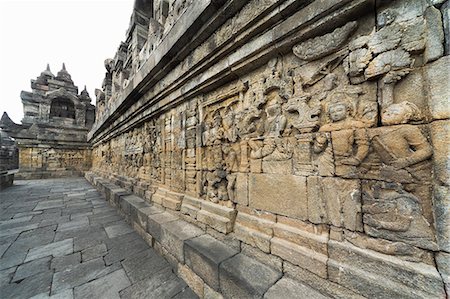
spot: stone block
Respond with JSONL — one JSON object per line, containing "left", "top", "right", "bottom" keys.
{"left": 185, "top": 234, "right": 238, "bottom": 290}
{"left": 283, "top": 261, "right": 364, "bottom": 299}
{"left": 327, "top": 240, "right": 446, "bottom": 298}
{"left": 133, "top": 222, "right": 154, "bottom": 247}
{"left": 25, "top": 238, "right": 73, "bottom": 262}
{"left": 152, "top": 187, "right": 168, "bottom": 205}
{"left": 203, "top": 283, "right": 223, "bottom": 299}
{"left": 425, "top": 56, "right": 450, "bottom": 120}
{"left": 177, "top": 264, "right": 204, "bottom": 298}
{"left": 271, "top": 237, "right": 328, "bottom": 278}
{"left": 74, "top": 269, "right": 131, "bottom": 299}
{"left": 307, "top": 177, "right": 362, "bottom": 231}
{"left": 442, "top": 1, "right": 449, "bottom": 54}
{"left": 234, "top": 172, "right": 248, "bottom": 206}
{"left": 219, "top": 253, "right": 282, "bottom": 298}
{"left": 424, "top": 5, "right": 444, "bottom": 63}
{"left": 12, "top": 256, "right": 51, "bottom": 282}
{"left": 241, "top": 243, "right": 282, "bottom": 273}
{"left": 433, "top": 184, "right": 450, "bottom": 252}
{"left": 181, "top": 195, "right": 202, "bottom": 219}
{"left": 264, "top": 277, "right": 329, "bottom": 299}
{"left": 147, "top": 212, "right": 179, "bottom": 242}
{"left": 249, "top": 173, "right": 307, "bottom": 220}
{"left": 436, "top": 251, "right": 450, "bottom": 295}
{"left": 135, "top": 205, "right": 164, "bottom": 230}
{"left": 81, "top": 243, "right": 107, "bottom": 262}
{"left": 162, "top": 190, "right": 184, "bottom": 211}
{"left": 234, "top": 210, "right": 275, "bottom": 253}
{"left": 197, "top": 201, "right": 237, "bottom": 234}
{"left": 160, "top": 219, "right": 204, "bottom": 262}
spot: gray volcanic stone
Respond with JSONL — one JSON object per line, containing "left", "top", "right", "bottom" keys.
{"left": 264, "top": 277, "right": 330, "bottom": 299}
{"left": 73, "top": 269, "right": 131, "bottom": 299}
{"left": 185, "top": 234, "right": 237, "bottom": 290}
{"left": 219, "top": 253, "right": 282, "bottom": 298}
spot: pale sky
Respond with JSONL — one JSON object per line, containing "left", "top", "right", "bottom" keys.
{"left": 0, "top": 0, "right": 135, "bottom": 123}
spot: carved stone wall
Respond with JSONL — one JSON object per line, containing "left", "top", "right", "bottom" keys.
{"left": 89, "top": 0, "right": 449, "bottom": 297}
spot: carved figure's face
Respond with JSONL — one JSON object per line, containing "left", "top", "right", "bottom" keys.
{"left": 382, "top": 104, "right": 407, "bottom": 125}
{"left": 328, "top": 103, "right": 347, "bottom": 122}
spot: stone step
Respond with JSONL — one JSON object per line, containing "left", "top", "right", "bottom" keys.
{"left": 85, "top": 171, "right": 333, "bottom": 298}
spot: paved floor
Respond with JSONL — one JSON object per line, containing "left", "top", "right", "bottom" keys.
{"left": 0, "top": 178, "right": 197, "bottom": 299}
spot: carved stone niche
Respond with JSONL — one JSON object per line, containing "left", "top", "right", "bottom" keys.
{"left": 362, "top": 180, "right": 437, "bottom": 251}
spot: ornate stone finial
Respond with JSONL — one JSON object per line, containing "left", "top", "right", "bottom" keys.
{"left": 80, "top": 85, "right": 91, "bottom": 102}
{"left": 56, "top": 63, "right": 73, "bottom": 83}
{"left": 39, "top": 64, "right": 54, "bottom": 79}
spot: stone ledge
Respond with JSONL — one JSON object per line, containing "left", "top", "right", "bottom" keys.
{"left": 0, "top": 170, "right": 16, "bottom": 190}
{"left": 85, "top": 171, "right": 330, "bottom": 298}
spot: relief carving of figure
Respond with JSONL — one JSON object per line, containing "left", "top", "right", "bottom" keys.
{"left": 362, "top": 182, "right": 437, "bottom": 251}
{"left": 318, "top": 95, "right": 369, "bottom": 175}
{"left": 371, "top": 101, "right": 431, "bottom": 181}
{"left": 264, "top": 99, "right": 286, "bottom": 137}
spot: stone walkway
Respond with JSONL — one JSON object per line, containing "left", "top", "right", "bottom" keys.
{"left": 0, "top": 178, "right": 197, "bottom": 299}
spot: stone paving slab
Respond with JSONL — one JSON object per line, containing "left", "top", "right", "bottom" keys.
{"left": 0, "top": 178, "right": 195, "bottom": 299}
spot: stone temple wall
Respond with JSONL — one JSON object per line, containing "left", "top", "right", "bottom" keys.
{"left": 89, "top": 0, "right": 450, "bottom": 297}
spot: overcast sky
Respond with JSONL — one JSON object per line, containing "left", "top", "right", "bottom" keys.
{"left": 0, "top": 0, "right": 135, "bottom": 123}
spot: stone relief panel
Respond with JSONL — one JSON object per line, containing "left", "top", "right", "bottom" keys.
{"left": 90, "top": 2, "right": 448, "bottom": 294}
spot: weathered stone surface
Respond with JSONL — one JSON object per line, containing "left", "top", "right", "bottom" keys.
{"left": 424, "top": 5, "right": 444, "bottom": 63}
{"left": 234, "top": 208, "right": 275, "bottom": 253}
{"left": 147, "top": 211, "right": 179, "bottom": 242}
{"left": 119, "top": 267, "right": 186, "bottom": 299}
{"left": 185, "top": 234, "right": 237, "bottom": 290}
{"left": 219, "top": 254, "right": 282, "bottom": 298}
{"left": 51, "top": 252, "right": 81, "bottom": 272}
{"left": 264, "top": 277, "right": 330, "bottom": 299}
{"left": 436, "top": 251, "right": 450, "bottom": 295}
{"left": 196, "top": 201, "right": 237, "bottom": 234}
{"left": 425, "top": 56, "right": 450, "bottom": 120}
{"left": 160, "top": 219, "right": 204, "bottom": 263}
{"left": 105, "top": 223, "right": 134, "bottom": 238}
{"left": 121, "top": 249, "right": 170, "bottom": 283}
{"left": 73, "top": 269, "right": 131, "bottom": 299}
{"left": 0, "top": 178, "right": 196, "bottom": 297}
{"left": 249, "top": 173, "right": 307, "bottom": 220}
{"left": 25, "top": 238, "right": 73, "bottom": 262}
{"left": 52, "top": 258, "right": 106, "bottom": 294}
{"left": 283, "top": 261, "right": 364, "bottom": 299}
{"left": 177, "top": 264, "right": 204, "bottom": 298}
{"left": 328, "top": 240, "right": 446, "bottom": 298}
{"left": 241, "top": 243, "right": 283, "bottom": 273}
{"left": 0, "top": 271, "right": 53, "bottom": 299}
{"left": 81, "top": 243, "right": 107, "bottom": 262}
{"left": 13, "top": 256, "right": 51, "bottom": 282}
{"left": 23, "top": 0, "right": 448, "bottom": 297}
